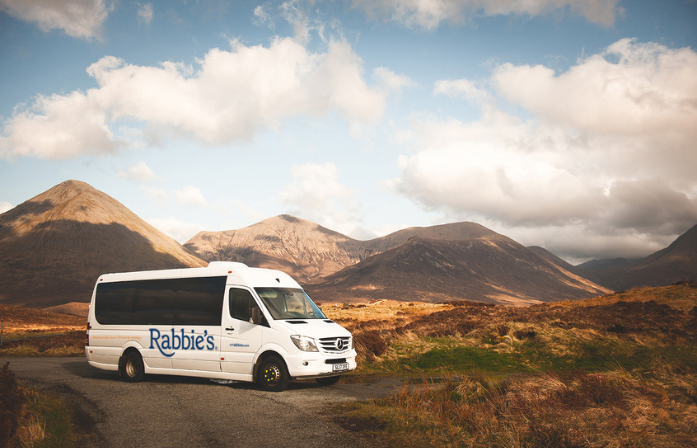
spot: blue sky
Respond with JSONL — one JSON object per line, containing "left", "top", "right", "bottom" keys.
{"left": 1, "top": 0, "right": 696, "bottom": 264}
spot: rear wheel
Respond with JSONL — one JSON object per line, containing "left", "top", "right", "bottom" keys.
{"left": 119, "top": 351, "right": 145, "bottom": 382}
{"left": 257, "top": 356, "right": 290, "bottom": 392}
{"left": 315, "top": 375, "right": 341, "bottom": 386}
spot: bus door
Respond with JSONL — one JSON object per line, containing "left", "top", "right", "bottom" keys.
{"left": 221, "top": 287, "right": 264, "bottom": 375}
{"left": 169, "top": 324, "right": 222, "bottom": 373}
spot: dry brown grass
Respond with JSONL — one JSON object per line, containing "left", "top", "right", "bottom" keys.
{"left": 330, "top": 284, "right": 697, "bottom": 447}
{"left": 0, "top": 330, "right": 85, "bottom": 357}
{"left": 345, "top": 370, "right": 697, "bottom": 448}
{"left": 1, "top": 363, "right": 79, "bottom": 447}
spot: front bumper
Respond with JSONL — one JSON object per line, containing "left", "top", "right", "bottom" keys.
{"left": 285, "top": 349, "right": 357, "bottom": 379}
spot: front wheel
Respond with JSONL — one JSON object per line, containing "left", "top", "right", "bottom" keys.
{"left": 257, "top": 356, "right": 290, "bottom": 392}
{"left": 119, "top": 351, "right": 145, "bottom": 382}
{"left": 315, "top": 375, "right": 341, "bottom": 386}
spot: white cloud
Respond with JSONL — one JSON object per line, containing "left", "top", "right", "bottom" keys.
{"left": 350, "top": 0, "right": 620, "bottom": 29}
{"left": 1, "top": 37, "right": 388, "bottom": 159}
{"left": 147, "top": 216, "right": 206, "bottom": 243}
{"left": 0, "top": 0, "right": 110, "bottom": 39}
{"left": 434, "top": 78, "right": 490, "bottom": 104}
{"left": 233, "top": 200, "right": 267, "bottom": 223}
{"left": 374, "top": 67, "right": 417, "bottom": 92}
{"left": 391, "top": 39, "right": 697, "bottom": 260}
{"left": 173, "top": 186, "right": 207, "bottom": 207}
{"left": 141, "top": 186, "right": 168, "bottom": 206}
{"left": 279, "top": 162, "right": 372, "bottom": 238}
{"left": 137, "top": 3, "right": 153, "bottom": 26}
{"left": 118, "top": 162, "right": 160, "bottom": 183}
{"left": 253, "top": 5, "right": 274, "bottom": 29}
{"left": 493, "top": 39, "right": 697, "bottom": 139}
{"left": 0, "top": 90, "right": 117, "bottom": 159}
{"left": 0, "top": 201, "right": 13, "bottom": 214}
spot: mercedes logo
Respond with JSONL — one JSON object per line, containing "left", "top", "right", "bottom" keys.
{"left": 336, "top": 339, "right": 344, "bottom": 350}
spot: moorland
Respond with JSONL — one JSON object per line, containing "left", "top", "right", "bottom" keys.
{"left": 2, "top": 282, "right": 696, "bottom": 447}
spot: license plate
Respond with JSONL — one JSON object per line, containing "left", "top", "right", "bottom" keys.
{"left": 332, "top": 362, "right": 349, "bottom": 372}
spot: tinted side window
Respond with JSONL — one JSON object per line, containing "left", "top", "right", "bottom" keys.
{"left": 229, "top": 288, "right": 254, "bottom": 322}
{"left": 95, "top": 276, "right": 226, "bottom": 326}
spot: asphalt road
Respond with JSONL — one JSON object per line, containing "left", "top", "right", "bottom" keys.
{"left": 2, "top": 357, "right": 400, "bottom": 448}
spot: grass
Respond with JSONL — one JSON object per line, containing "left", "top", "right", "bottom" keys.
{"left": 0, "top": 362, "right": 80, "bottom": 448}
{"left": 16, "top": 388, "right": 79, "bottom": 448}
{"left": 326, "top": 283, "right": 697, "bottom": 447}
{"left": 2, "top": 284, "right": 696, "bottom": 446}
{"left": 0, "top": 330, "right": 85, "bottom": 357}
{"left": 340, "top": 369, "right": 697, "bottom": 448}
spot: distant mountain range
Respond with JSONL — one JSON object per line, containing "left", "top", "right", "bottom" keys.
{"left": 1, "top": 181, "right": 695, "bottom": 308}
{"left": 186, "top": 214, "right": 610, "bottom": 305}
{"left": 573, "top": 224, "right": 697, "bottom": 291}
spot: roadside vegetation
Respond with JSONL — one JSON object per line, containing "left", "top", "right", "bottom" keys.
{"left": 0, "top": 362, "right": 79, "bottom": 448}
{"left": 0, "top": 304, "right": 84, "bottom": 357}
{"left": 324, "top": 282, "right": 697, "bottom": 447}
{"left": 0, "top": 331, "right": 85, "bottom": 357}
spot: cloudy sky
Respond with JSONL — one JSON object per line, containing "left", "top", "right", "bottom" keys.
{"left": 1, "top": 0, "right": 696, "bottom": 264}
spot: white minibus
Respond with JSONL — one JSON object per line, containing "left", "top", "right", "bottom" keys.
{"left": 85, "top": 262, "right": 356, "bottom": 391}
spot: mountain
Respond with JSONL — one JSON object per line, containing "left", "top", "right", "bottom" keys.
{"left": 185, "top": 218, "right": 514, "bottom": 282}
{"left": 306, "top": 236, "right": 611, "bottom": 305}
{"left": 576, "top": 258, "right": 643, "bottom": 272}
{"left": 527, "top": 246, "right": 581, "bottom": 273}
{"left": 0, "top": 180, "right": 205, "bottom": 308}
{"left": 582, "top": 224, "right": 697, "bottom": 291}
{"left": 186, "top": 217, "right": 611, "bottom": 304}
{"left": 184, "top": 215, "right": 366, "bottom": 282}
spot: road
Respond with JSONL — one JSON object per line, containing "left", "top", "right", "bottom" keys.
{"left": 2, "top": 357, "right": 400, "bottom": 447}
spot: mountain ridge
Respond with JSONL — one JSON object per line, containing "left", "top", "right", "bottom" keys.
{"left": 306, "top": 235, "right": 610, "bottom": 305}
{"left": 2, "top": 180, "right": 694, "bottom": 308}
{"left": 0, "top": 180, "right": 205, "bottom": 307}
{"left": 580, "top": 224, "right": 697, "bottom": 291}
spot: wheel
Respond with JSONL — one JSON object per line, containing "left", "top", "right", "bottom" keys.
{"left": 315, "top": 375, "right": 341, "bottom": 386}
{"left": 257, "top": 356, "right": 290, "bottom": 392}
{"left": 119, "top": 351, "right": 145, "bottom": 382}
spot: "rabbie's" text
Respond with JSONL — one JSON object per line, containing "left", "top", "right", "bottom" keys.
{"left": 149, "top": 328, "right": 215, "bottom": 357}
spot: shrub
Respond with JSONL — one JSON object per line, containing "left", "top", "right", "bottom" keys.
{"left": 0, "top": 362, "right": 26, "bottom": 447}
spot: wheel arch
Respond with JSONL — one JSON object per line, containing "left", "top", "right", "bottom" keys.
{"left": 253, "top": 350, "right": 289, "bottom": 379}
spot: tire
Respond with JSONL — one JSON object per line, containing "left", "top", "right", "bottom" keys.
{"left": 257, "top": 356, "right": 290, "bottom": 392}
{"left": 119, "top": 351, "right": 145, "bottom": 382}
{"left": 315, "top": 375, "right": 341, "bottom": 386}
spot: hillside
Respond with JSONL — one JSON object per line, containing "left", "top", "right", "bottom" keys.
{"left": 0, "top": 180, "right": 205, "bottom": 308}
{"left": 185, "top": 215, "right": 366, "bottom": 282}
{"left": 307, "top": 236, "right": 610, "bottom": 305}
{"left": 185, "top": 218, "right": 534, "bottom": 283}
{"left": 0, "top": 303, "right": 85, "bottom": 330}
{"left": 577, "top": 224, "right": 697, "bottom": 291}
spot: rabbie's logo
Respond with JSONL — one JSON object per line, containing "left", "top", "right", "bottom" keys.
{"left": 149, "top": 328, "right": 215, "bottom": 357}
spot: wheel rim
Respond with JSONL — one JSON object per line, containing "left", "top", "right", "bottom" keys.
{"left": 263, "top": 364, "right": 281, "bottom": 385}
{"left": 126, "top": 358, "right": 139, "bottom": 378}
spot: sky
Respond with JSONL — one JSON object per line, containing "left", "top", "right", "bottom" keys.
{"left": 0, "top": 0, "right": 696, "bottom": 265}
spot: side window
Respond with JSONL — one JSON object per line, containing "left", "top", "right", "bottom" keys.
{"left": 229, "top": 288, "right": 254, "bottom": 322}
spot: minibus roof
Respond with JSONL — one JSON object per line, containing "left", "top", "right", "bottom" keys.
{"left": 97, "top": 262, "right": 301, "bottom": 289}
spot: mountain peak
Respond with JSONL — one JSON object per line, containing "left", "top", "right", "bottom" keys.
{"left": 0, "top": 180, "right": 204, "bottom": 307}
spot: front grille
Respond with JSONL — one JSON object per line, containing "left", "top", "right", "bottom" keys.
{"left": 319, "top": 336, "right": 351, "bottom": 353}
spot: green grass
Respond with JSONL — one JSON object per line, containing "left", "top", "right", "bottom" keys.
{"left": 403, "top": 345, "right": 531, "bottom": 373}
{"left": 21, "top": 389, "right": 79, "bottom": 448}
{"left": 356, "top": 335, "right": 697, "bottom": 381}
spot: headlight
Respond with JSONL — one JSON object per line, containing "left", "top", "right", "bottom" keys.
{"left": 291, "top": 335, "right": 319, "bottom": 352}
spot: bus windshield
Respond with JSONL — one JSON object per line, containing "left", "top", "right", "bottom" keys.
{"left": 255, "top": 288, "right": 326, "bottom": 320}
